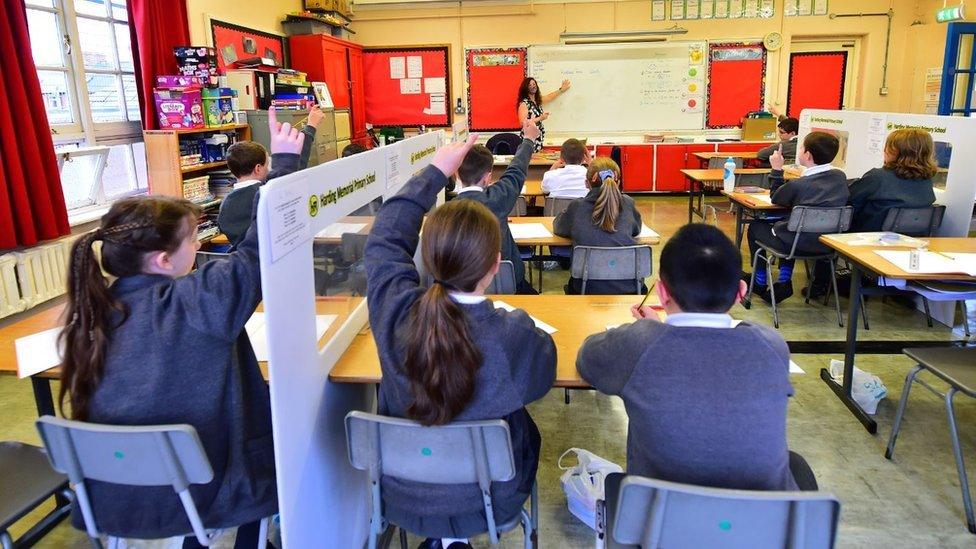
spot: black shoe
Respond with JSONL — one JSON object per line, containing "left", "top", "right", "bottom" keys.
{"left": 418, "top": 539, "right": 442, "bottom": 549}
{"left": 446, "top": 544, "right": 473, "bottom": 549}
{"left": 801, "top": 285, "right": 829, "bottom": 300}
{"left": 752, "top": 283, "right": 771, "bottom": 304}
{"left": 771, "top": 281, "right": 794, "bottom": 303}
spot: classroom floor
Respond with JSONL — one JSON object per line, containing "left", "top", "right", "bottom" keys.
{"left": 2, "top": 196, "right": 975, "bottom": 548}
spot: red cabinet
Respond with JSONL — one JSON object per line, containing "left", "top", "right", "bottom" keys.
{"left": 653, "top": 144, "right": 688, "bottom": 192}
{"left": 685, "top": 144, "right": 717, "bottom": 169}
{"left": 619, "top": 145, "right": 653, "bottom": 192}
{"left": 289, "top": 35, "right": 367, "bottom": 140}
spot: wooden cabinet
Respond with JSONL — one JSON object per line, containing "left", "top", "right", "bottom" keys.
{"left": 290, "top": 35, "right": 367, "bottom": 141}
{"left": 143, "top": 124, "right": 251, "bottom": 203}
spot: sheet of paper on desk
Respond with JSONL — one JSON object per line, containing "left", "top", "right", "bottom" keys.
{"left": 316, "top": 223, "right": 367, "bottom": 240}
{"left": 492, "top": 301, "right": 557, "bottom": 334}
{"left": 638, "top": 225, "right": 659, "bottom": 238}
{"left": 789, "top": 360, "right": 804, "bottom": 374}
{"left": 508, "top": 223, "right": 552, "bottom": 239}
{"left": 15, "top": 327, "right": 63, "bottom": 378}
{"left": 750, "top": 194, "right": 773, "bottom": 205}
{"left": 246, "top": 313, "right": 337, "bottom": 361}
{"left": 875, "top": 250, "right": 976, "bottom": 276}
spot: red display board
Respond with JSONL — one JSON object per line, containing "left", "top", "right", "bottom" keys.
{"left": 466, "top": 48, "right": 527, "bottom": 131}
{"left": 362, "top": 46, "right": 450, "bottom": 127}
{"left": 210, "top": 19, "right": 286, "bottom": 71}
{"left": 787, "top": 52, "right": 847, "bottom": 118}
{"left": 706, "top": 43, "right": 767, "bottom": 128}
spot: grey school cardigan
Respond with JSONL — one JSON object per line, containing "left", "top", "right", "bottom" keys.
{"left": 552, "top": 187, "right": 644, "bottom": 294}
{"left": 768, "top": 167, "right": 850, "bottom": 252}
{"left": 453, "top": 138, "right": 534, "bottom": 288}
{"left": 577, "top": 318, "right": 799, "bottom": 491}
{"left": 364, "top": 165, "right": 556, "bottom": 537}
{"left": 848, "top": 167, "right": 935, "bottom": 233}
{"left": 74, "top": 153, "right": 300, "bottom": 539}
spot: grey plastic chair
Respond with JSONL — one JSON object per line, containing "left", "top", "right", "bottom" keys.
{"left": 509, "top": 196, "right": 527, "bottom": 217}
{"left": 344, "top": 411, "right": 538, "bottom": 549}
{"left": 736, "top": 172, "right": 769, "bottom": 189}
{"left": 422, "top": 260, "right": 517, "bottom": 295}
{"left": 543, "top": 197, "right": 576, "bottom": 217}
{"left": 0, "top": 442, "right": 72, "bottom": 549}
{"left": 569, "top": 246, "right": 653, "bottom": 295}
{"left": 886, "top": 347, "right": 976, "bottom": 534}
{"left": 601, "top": 474, "right": 841, "bottom": 549}
{"left": 35, "top": 416, "right": 269, "bottom": 548}
{"left": 707, "top": 157, "right": 744, "bottom": 169}
{"left": 194, "top": 251, "right": 230, "bottom": 269}
{"left": 745, "top": 206, "right": 853, "bottom": 329}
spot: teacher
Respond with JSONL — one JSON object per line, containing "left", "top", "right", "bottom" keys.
{"left": 517, "top": 77, "right": 571, "bottom": 152}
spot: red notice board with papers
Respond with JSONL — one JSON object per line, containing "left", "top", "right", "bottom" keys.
{"left": 363, "top": 46, "right": 450, "bottom": 127}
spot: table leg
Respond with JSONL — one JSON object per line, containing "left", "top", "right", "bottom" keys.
{"left": 687, "top": 176, "right": 695, "bottom": 223}
{"left": 31, "top": 377, "right": 55, "bottom": 417}
{"left": 819, "top": 264, "right": 877, "bottom": 433}
{"left": 734, "top": 205, "right": 745, "bottom": 249}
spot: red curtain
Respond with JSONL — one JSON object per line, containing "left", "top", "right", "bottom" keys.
{"left": 127, "top": 0, "right": 190, "bottom": 130}
{"left": 0, "top": 1, "right": 70, "bottom": 250}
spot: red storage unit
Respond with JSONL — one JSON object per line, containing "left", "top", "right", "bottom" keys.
{"left": 717, "top": 142, "right": 771, "bottom": 154}
{"left": 289, "top": 35, "right": 367, "bottom": 140}
{"left": 684, "top": 143, "right": 717, "bottom": 169}
{"left": 619, "top": 145, "right": 653, "bottom": 192}
{"left": 654, "top": 144, "right": 689, "bottom": 192}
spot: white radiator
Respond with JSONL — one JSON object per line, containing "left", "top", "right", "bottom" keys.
{"left": 0, "top": 235, "right": 80, "bottom": 320}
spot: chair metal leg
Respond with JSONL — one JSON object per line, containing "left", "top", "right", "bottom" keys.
{"left": 923, "top": 297, "right": 934, "bottom": 328}
{"left": 564, "top": 388, "right": 571, "bottom": 404}
{"left": 803, "top": 260, "right": 813, "bottom": 305}
{"left": 861, "top": 296, "right": 870, "bottom": 331}
{"left": 398, "top": 527, "right": 408, "bottom": 549}
{"left": 885, "top": 364, "right": 923, "bottom": 459}
{"left": 960, "top": 301, "right": 971, "bottom": 338}
{"left": 257, "top": 517, "right": 269, "bottom": 549}
{"left": 766, "top": 255, "right": 779, "bottom": 329}
{"left": 1, "top": 531, "right": 14, "bottom": 549}
{"left": 829, "top": 258, "right": 844, "bottom": 328}
{"left": 743, "top": 249, "right": 762, "bottom": 309}
{"left": 945, "top": 388, "right": 976, "bottom": 534}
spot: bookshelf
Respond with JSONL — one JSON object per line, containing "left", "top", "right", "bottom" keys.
{"left": 143, "top": 124, "right": 251, "bottom": 203}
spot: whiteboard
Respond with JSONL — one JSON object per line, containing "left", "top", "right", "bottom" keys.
{"left": 528, "top": 42, "right": 707, "bottom": 134}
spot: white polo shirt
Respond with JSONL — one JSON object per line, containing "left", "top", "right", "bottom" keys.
{"left": 541, "top": 165, "right": 588, "bottom": 199}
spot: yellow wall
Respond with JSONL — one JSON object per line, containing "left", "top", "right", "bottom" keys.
{"left": 185, "top": 0, "right": 303, "bottom": 44}
{"left": 348, "top": 0, "right": 954, "bottom": 121}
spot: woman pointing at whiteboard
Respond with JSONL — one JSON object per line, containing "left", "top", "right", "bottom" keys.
{"left": 517, "top": 77, "right": 571, "bottom": 152}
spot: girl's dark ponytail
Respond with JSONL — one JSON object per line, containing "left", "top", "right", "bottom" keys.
{"left": 402, "top": 200, "right": 500, "bottom": 426}
{"left": 59, "top": 197, "right": 200, "bottom": 420}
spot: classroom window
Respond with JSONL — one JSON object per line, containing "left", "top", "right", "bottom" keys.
{"left": 26, "top": 0, "right": 147, "bottom": 220}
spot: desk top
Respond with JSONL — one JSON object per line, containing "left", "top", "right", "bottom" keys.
{"left": 820, "top": 236, "right": 976, "bottom": 281}
{"left": 315, "top": 216, "right": 661, "bottom": 247}
{"left": 722, "top": 190, "right": 789, "bottom": 211}
{"left": 0, "top": 297, "right": 364, "bottom": 381}
{"left": 693, "top": 151, "right": 761, "bottom": 161}
{"left": 681, "top": 168, "right": 771, "bottom": 182}
{"left": 330, "top": 295, "right": 660, "bottom": 388}
{"left": 493, "top": 153, "right": 559, "bottom": 167}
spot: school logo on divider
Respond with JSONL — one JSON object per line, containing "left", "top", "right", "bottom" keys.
{"left": 308, "top": 194, "right": 319, "bottom": 217}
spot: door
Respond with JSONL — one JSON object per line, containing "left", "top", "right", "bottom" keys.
{"left": 787, "top": 39, "right": 858, "bottom": 118}
{"left": 346, "top": 46, "right": 366, "bottom": 139}
{"left": 940, "top": 22, "right": 976, "bottom": 116}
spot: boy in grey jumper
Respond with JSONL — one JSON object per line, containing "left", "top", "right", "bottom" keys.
{"left": 757, "top": 117, "right": 799, "bottom": 167}
{"left": 578, "top": 224, "right": 817, "bottom": 493}
{"left": 746, "top": 131, "right": 850, "bottom": 303}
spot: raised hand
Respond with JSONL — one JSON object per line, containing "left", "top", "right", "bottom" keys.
{"left": 430, "top": 133, "right": 480, "bottom": 178}
{"left": 523, "top": 117, "right": 542, "bottom": 141}
{"left": 307, "top": 105, "right": 325, "bottom": 129}
{"left": 770, "top": 144, "right": 785, "bottom": 171}
{"left": 268, "top": 107, "right": 305, "bottom": 155}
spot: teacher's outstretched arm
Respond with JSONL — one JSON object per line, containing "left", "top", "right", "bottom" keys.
{"left": 541, "top": 79, "right": 572, "bottom": 104}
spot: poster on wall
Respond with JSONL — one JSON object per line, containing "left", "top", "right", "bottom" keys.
{"left": 813, "top": 0, "right": 829, "bottom": 16}
{"left": 784, "top": 0, "right": 798, "bottom": 16}
{"left": 701, "top": 0, "right": 715, "bottom": 18}
{"left": 798, "top": 0, "right": 813, "bottom": 16}
{"left": 671, "top": 0, "right": 686, "bottom": 20}
{"left": 210, "top": 19, "right": 286, "bottom": 71}
{"left": 686, "top": 0, "right": 700, "bottom": 19}
{"left": 652, "top": 0, "right": 667, "bottom": 21}
{"left": 759, "top": 0, "right": 774, "bottom": 17}
{"left": 714, "top": 0, "right": 730, "bottom": 18}
{"left": 743, "top": 0, "right": 758, "bottom": 18}
{"left": 729, "top": 0, "right": 744, "bottom": 18}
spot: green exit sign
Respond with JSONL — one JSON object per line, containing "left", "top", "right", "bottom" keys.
{"left": 936, "top": 6, "right": 966, "bottom": 23}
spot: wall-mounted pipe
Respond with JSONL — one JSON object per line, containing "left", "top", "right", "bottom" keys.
{"left": 829, "top": 9, "right": 895, "bottom": 95}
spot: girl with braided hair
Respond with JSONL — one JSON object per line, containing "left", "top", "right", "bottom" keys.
{"left": 57, "top": 108, "right": 304, "bottom": 546}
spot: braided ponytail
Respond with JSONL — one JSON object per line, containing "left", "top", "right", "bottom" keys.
{"left": 59, "top": 196, "right": 201, "bottom": 420}
{"left": 587, "top": 158, "right": 623, "bottom": 233}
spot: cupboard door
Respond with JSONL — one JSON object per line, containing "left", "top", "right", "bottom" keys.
{"left": 346, "top": 46, "right": 366, "bottom": 139}
{"left": 289, "top": 36, "right": 351, "bottom": 109}
{"left": 620, "top": 145, "right": 653, "bottom": 192}
{"left": 654, "top": 144, "right": 688, "bottom": 192}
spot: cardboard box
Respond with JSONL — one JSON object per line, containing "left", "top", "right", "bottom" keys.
{"left": 154, "top": 88, "right": 205, "bottom": 129}
{"left": 156, "top": 75, "right": 205, "bottom": 89}
{"left": 304, "top": 0, "right": 352, "bottom": 17}
{"left": 741, "top": 117, "right": 778, "bottom": 141}
{"left": 202, "top": 88, "right": 237, "bottom": 127}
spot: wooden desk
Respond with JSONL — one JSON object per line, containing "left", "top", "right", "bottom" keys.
{"left": 493, "top": 153, "right": 559, "bottom": 167}
{"left": 694, "top": 151, "right": 761, "bottom": 169}
{"left": 681, "top": 168, "right": 772, "bottom": 223}
{"left": 314, "top": 216, "right": 661, "bottom": 247}
{"left": 721, "top": 190, "right": 789, "bottom": 250}
{"left": 0, "top": 297, "right": 363, "bottom": 417}
{"left": 819, "top": 236, "right": 976, "bottom": 433}
{"left": 330, "top": 295, "right": 660, "bottom": 388}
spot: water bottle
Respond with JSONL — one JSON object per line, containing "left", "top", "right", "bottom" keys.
{"left": 722, "top": 157, "right": 736, "bottom": 193}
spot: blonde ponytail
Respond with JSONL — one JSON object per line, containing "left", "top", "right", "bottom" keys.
{"left": 587, "top": 158, "right": 623, "bottom": 233}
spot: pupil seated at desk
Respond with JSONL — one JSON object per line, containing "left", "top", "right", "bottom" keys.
{"left": 577, "top": 223, "right": 818, "bottom": 493}
{"left": 553, "top": 158, "right": 646, "bottom": 295}
{"left": 363, "top": 135, "right": 556, "bottom": 549}
{"left": 756, "top": 117, "right": 799, "bottom": 168}
{"left": 541, "top": 138, "right": 590, "bottom": 199}
{"left": 745, "top": 132, "right": 850, "bottom": 304}
{"left": 453, "top": 118, "right": 543, "bottom": 294}
{"left": 56, "top": 110, "right": 305, "bottom": 545}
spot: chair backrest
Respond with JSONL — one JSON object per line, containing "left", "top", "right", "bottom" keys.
{"left": 570, "top": 246, "right": 653, "bottom": 294}
{"left": 486, "top": 261, "right": 517, "bottom": 294}
{"left": 485, "top": 133, "right": 522, "bottom": 155}
{"left": 35, "top": 416, "right": 214, "bottom": 543}
{"left": 544, "top": 196, "right": 576, "bottom": 217}
{"left": 509, "top": 195, "right": 527, "bottom": 217}
{"left": 194, "top": 250, "right": 230, "bottom": 269}
{"left": 735, "top": 172, "right": 768, "bottom": 188}
{"left": 707, "top": 157, "right": 744, "bottom": 169}
{"left": 345, "top": 411, "right": 516, "bottom": 543}
{"left": 880, "top": 205, "right": 946, "bottom": 237}
{"left": 612, "top": 475, "right": 841, "bottom": 549}
{"left": 785, "top": 206, "right": 853, "bottom": 235}
{"left": 341, "top": 232, "right": 369, "bottom": 263}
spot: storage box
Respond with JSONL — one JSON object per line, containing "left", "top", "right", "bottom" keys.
{"left": 174, "top": 46, "right": 219, "bottom": 87}
{"left": 202, "top": 88, "right": 237, "bottom": 127}
{"left": 304, "top": 0, "right": 353, "bottom": 17}
{"left": 156, "top": 75, "right": 205, "bottom": 89}
{"left": 225, "top": 69, "right": 276, "bottom": 110}
{"left": 741, "top": 117, "right": 778, "bottom": 141}
{"left": 154, "top": 88, "right": 205, "bottom": 129}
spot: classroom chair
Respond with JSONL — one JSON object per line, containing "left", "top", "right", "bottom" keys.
{"left": 886, "top": 347, "right": 976, "bottom": 534}
{"left": 569, "top": 246, "right": 653, "bottom": 296}
{"left": 485, "top": 133, "right": 522, "bottom": 156}
{"left": 35, "top": 416, "right": 270, "bottom": 549}
{"left": 598, "top": 473, "right": 841, "bottom": 549}
{"left": 510, "top": 196, "right": 528, "bottom": 217}
{"left": 194, "top": 251, "right": 230, "bottom": 269}
{"left": 745, "top": 206, "right": 853, "bottom": 329}
{"left": 860, "top": 205, "right": 948, "bottom": 331}
{"left": 706, "top": 157, "right": 744, "bottom": 169}
{"left": 0, "top": 441, "right": 73, "bottom": 549}
{"left": 344, "top": 411, "right": 538, "bottom": 549}
{"left": 422, "top": 261, "right": 518, "bottom": 295}
{"left": 735, "top": 171, "right": 768, "bottom": 189}
{"left": 542, "top": 197, "right": 575, "bottom": 218}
